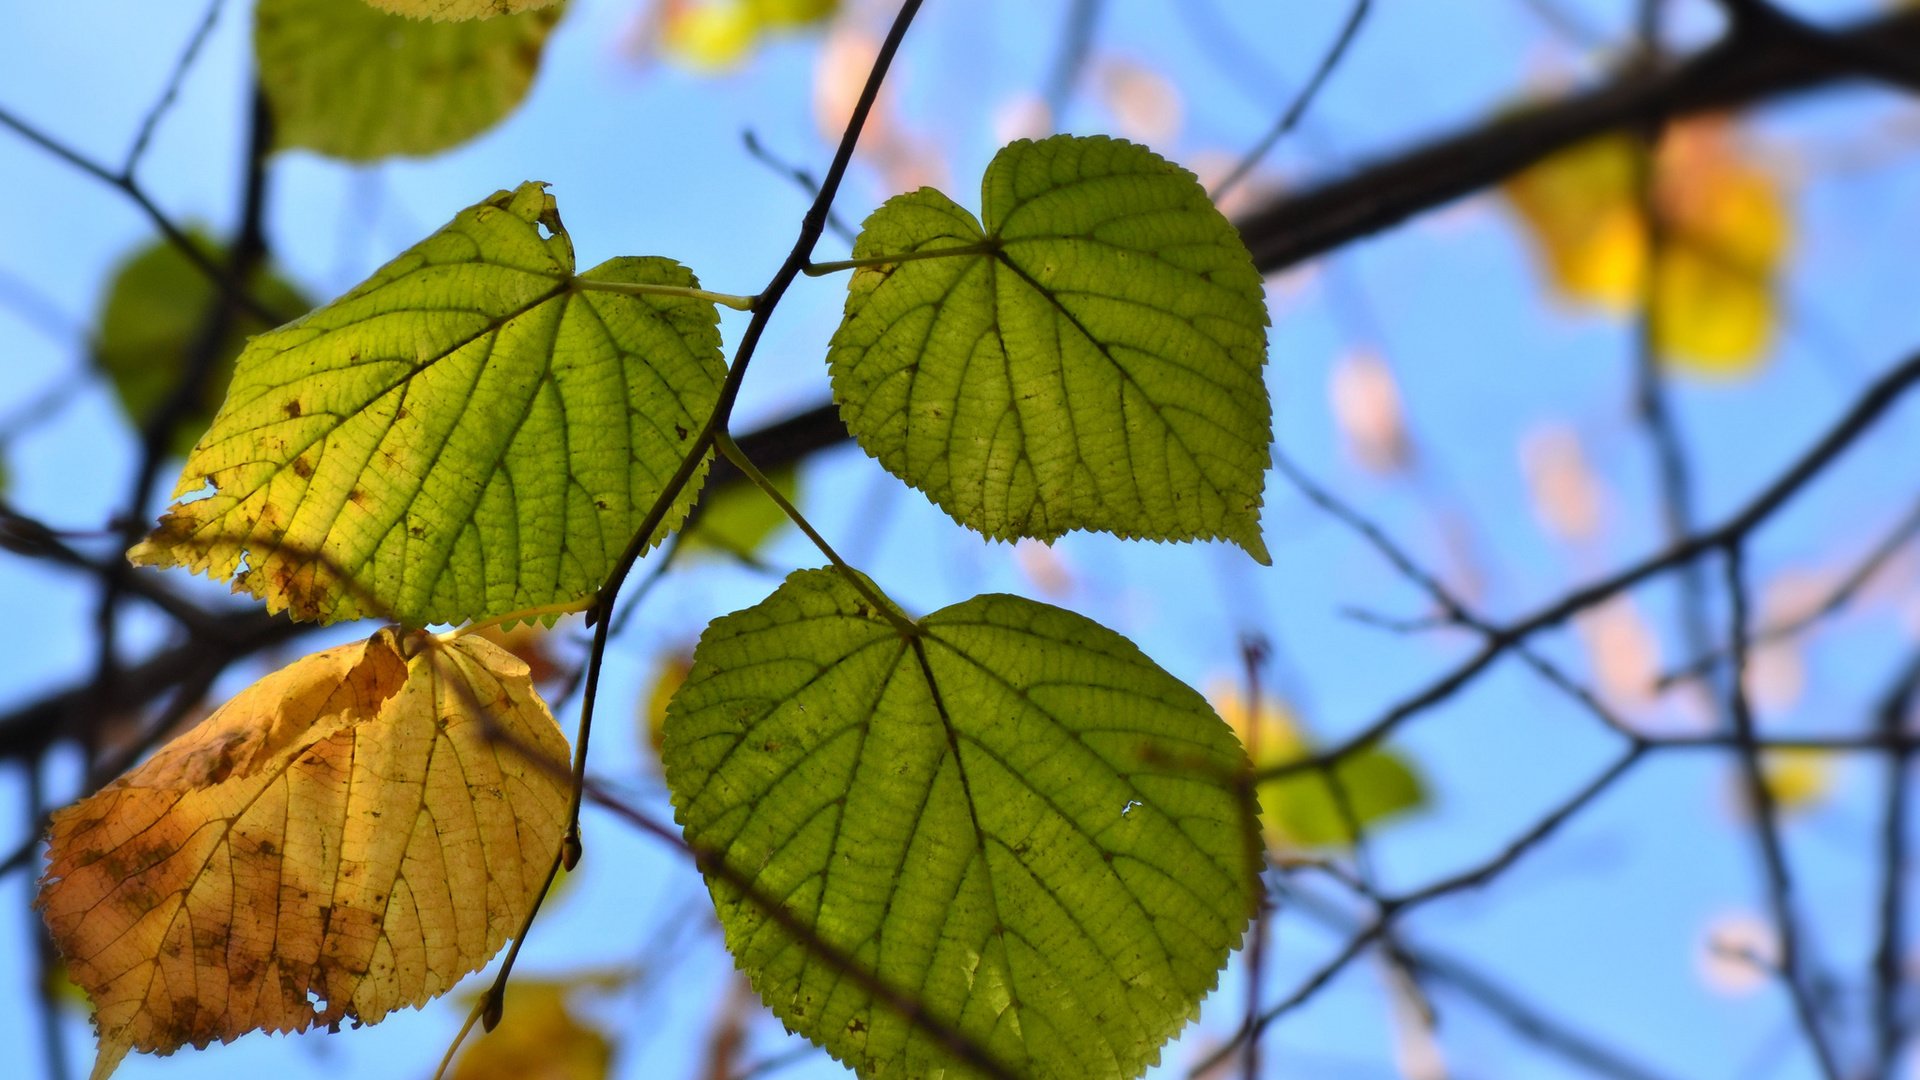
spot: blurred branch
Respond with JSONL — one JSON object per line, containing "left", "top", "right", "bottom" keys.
{"left": 121, "top": 0, "right": 227, "bottom": 177}
{"left": 1231, "top": 7, "right": 1920, "bottom": 273}
{"left": 1043, "top": 0, "right": 1103, "bottom": 121}
{"left": 86, "top": 80, "right": 274, "bottom": 768}
{"left": 1210, "top": 0, "right": 1370, "bottom": 203}
{"left": 1260, "top": 347, "right": 1920, "bottom": 784}
{"left": 529, "top": 8, "right": 1920, "bottom": 513}
{"left": 1281, "top": 883, "right": 1682, "bottom": 1080}
{"left": 1872, "top": 652, "right": 1920, "bottom": 1078}
{"left": 1720, "top": 543, "right": 1842, "bottom": 1079}
{"left": 0, "top": 105, "right": 278, "bottom": 324}
{"left": 1195, "top": 746, "right": 1650, "bottom": 1076}
{"left": 1658, "top": 495, "right": 1920, "bottom": 690}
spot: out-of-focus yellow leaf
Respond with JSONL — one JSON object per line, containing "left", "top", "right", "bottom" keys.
{"left": 1503, "top": 118, "right": 1789, "bottom": 376}
{"left": 449, "top": 980, "right": 611, "bottom": 1080}
{"left": 1212, "top": 685, "right": 1427, "bottom": 850}
{"left": 641, "top": 649, "right": 694, "bottom": 766}
{"left": 36, "top": 629, "right": 570, "bottom": 1079}
{"left": 1759, "top": 749, "right": 1834, "bottom": 813}
{"left": 1503, "top": 133, "right": 1648, "bottom": 310}
{"left": 658, "top": 0, "right": 837, "bottom": 70}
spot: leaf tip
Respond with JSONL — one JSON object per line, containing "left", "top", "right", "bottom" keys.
{"left": 1238, "top": 529, "right": 1272, "bottom": 566}
{"left": 88, "top": 1035, "right": 130, "bottom": 1080}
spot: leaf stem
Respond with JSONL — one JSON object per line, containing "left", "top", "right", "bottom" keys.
{"left": 443, "top": 596, "right": 595, "bottom": 639}
{"left": 431, "top": 994, "right": 488, "bottom": 1080}
{"left": 715, "top": 434, "right": 918, "bottom": 638}
{"left": 803, "top": 242, "right": 998, "bottom": 276}
{"left": 571, "top": 278, "right": 758, "bottom": 311}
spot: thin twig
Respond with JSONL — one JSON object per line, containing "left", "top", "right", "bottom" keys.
{"left": 1257, "top": 348, "right": 1920, "bottom": 783}
{"left": 1210, "top": 0, "right": 1370, "bottom": 203}
{"left": 1195, "top": 746, "right": 1647, "bottom": 1075}
{"left": 122, "top": 0, "right": 227, "bottom": 177}
{"left": 1658, "top": 495, "right": 1920, "bottom": 689}
{"left": 1043, "top": 0, "right": 1103, "bottom": 121}
{"left": 1871, "top": 652, "right": 1920, "bottom": 1078}
{"left": 1721, "top": 543, "right": 1842, "bottom": 1080}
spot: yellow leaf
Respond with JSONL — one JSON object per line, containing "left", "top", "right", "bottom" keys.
{"left": 36, "top": 630, "right": 571, "bottom": 1079}
{"left": 1503, "top": 118, "right": 1790, "bottom": 375}
{"left": 641, "top": 649, "right": 693, "bottom": 766}
{"left": 1760, "top": 749, "right": 1833, "bottom": 813}
{"left": 449, "top": 980, "right": 610, "bottom": 1080}
{"left": 1502, "top": 133, "right": 1647, "bottom": 312}
{"left": 658, "top": 0, "right": 838, "bottom": 71}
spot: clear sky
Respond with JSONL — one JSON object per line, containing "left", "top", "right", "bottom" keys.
{"left": 4, "top": 1, "right": 1920, "bottom": 1078}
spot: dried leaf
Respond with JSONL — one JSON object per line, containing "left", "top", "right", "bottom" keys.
{"left": 37, "top": 630, "right": 571, "bottom": 1078}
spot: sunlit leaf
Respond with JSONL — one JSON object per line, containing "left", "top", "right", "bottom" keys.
{"left": 37, "top": 629, "right": 570, "bottom": 1079}
{"left": 828, "top": 134, "right": 1273, "bottom": 562}
{"left": 257, "top": 0, "right": 561, "bottom": 161}
{"left": 449, "top": 980, "right": 611, "bottom": 1080}
{"left": 662, "top": 569, "right": 1259, "bottom": 1079}
{"left": 130, "top": 182, "right": 725, "bottom": 627}
{"left": 361, "top": 0, "right": 560, "bottom": 22}
{"left": 1214, "top": 686, "right": 1425, "bottom": 850}
{"left": 93, "top": 231, "right": 309, "bottom": 458}
{"left": 468, "top": 618, "right": 569, "bottom": 688}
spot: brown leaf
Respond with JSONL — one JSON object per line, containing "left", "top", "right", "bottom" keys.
{"left": 36, "top": 629, "right": 571, "bottom": 1079}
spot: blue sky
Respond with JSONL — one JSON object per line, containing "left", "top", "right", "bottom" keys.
{"left": 4, "top": 1, "right": 1920, "bottom": 1078}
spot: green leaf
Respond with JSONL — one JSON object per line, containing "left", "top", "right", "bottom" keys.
{"left": 1216, "top": 690, "right": 1427, "bottom": 850}
{"left": 130, "top": 182, "right": 725, "bottom": 627}
{"left": 93, "top": 230, "right": 309, "bottom": 458}
{"left": 682, "top": 466, "right": 800, "bottom": 559}
{"left": 360, "top": 0, "right": 560, "bottom": 22}
{"left": 1262, "top": 746, "right": 1425, "bottom": 849}
{"left": 662, "top": 569, "right": 1260, "bottom": 1079}
{"left": 826, "top": 134, "right": 1273, "bottom": 563}
{"left": 256, "top": 0, "right": 561, "bottom": 162}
